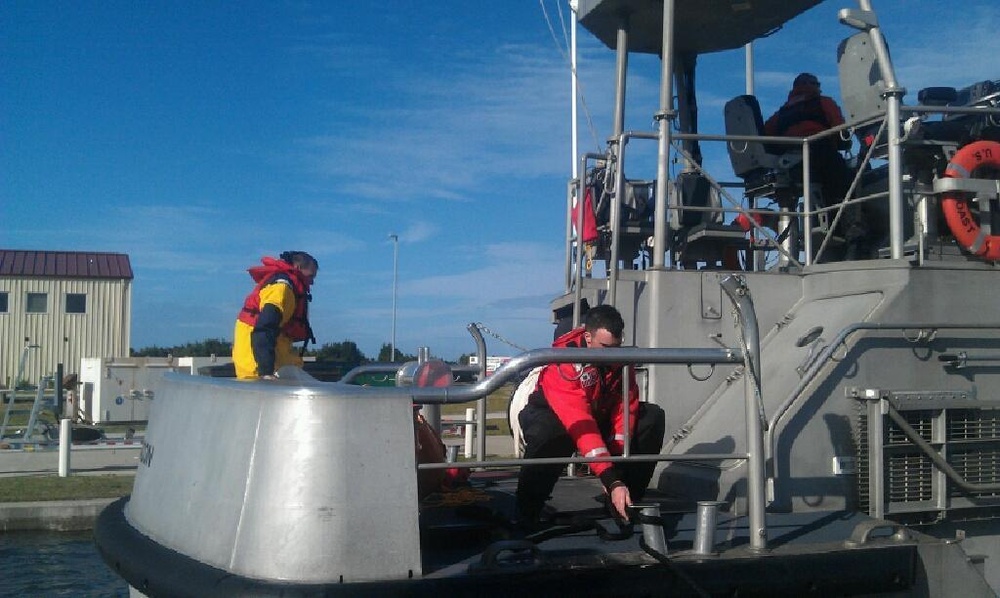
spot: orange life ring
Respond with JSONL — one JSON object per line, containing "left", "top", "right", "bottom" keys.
{"left": 941, "top": 140, "right": 1000, "bottom": 261}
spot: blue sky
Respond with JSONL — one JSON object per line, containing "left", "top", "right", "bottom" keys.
{"left": 3, "top": 1, "right": 996, "bottom": 360}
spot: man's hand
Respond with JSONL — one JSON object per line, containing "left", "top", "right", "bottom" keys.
{"left": 609, "top": 482, "right": 632, "bottom": 521}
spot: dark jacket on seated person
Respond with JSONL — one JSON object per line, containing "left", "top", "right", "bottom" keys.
{"left": 764, "top": 73, "right": 850, "bottom": 151}
{"left": 765, "top": 73, "right": 872, "bottom": 259}
{"left": 764, "top": 73, "right": 852, "bottom": 206}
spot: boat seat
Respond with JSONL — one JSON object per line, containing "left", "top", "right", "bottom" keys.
{"left": 725, "top": 95, "right": 778, "bottom": 183}
{"left": 922, "top": 81, "right": 1000, "bottom": 144}
{"left": 838, "top": 32, "right": 889, "bottom": 157}
{"left": 841, "top": 32, "right": 1000, "bottom": 155}
{"left": 670, "top": 171, "right": 745, "bottom": 268}
{"left": 724, "top": 94, "right": 801, "bottom": 204}
{"left": 724, "top": 94, "right": 812, "bottom": 267}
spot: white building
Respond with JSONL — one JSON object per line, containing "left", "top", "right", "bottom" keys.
{"left": 0, "top": 249, "right": 133, "bottom": 387}
{"left": 467, "top": 355, "right": 512, "bottom": 376}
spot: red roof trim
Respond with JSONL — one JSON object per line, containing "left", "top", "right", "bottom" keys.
{"left": 0, "top": 250, "right": 133, "bottom": 280}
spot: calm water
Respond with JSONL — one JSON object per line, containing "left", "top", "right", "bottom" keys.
{"left": 0, "top": 531, "right": 128, "bottom": 597}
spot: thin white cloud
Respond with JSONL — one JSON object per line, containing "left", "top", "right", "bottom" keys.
{"left": 402, "top": 241, "right": 563, "bottom": 304}
{"left": 299, "top": 43, "right": 573, "bottom": 203}
{"left": 400, "top": 221, "right": 438, "bottom": 244}
{"left": 887, "top": 6, "right": 999, "bottom": 91}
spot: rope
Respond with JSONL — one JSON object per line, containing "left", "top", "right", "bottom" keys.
{"left": 420, "top": 486, "right": 493, "bottom": 509}
{"left": 515, "top": 507, "right": 713, "bottom": 598}
{"left": 637, "top": 535, "right": 712, "bottom": 598}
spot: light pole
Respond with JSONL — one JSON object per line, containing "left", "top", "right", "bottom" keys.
{"left": 389, "top": 233, "right": 398, "bottom": 362}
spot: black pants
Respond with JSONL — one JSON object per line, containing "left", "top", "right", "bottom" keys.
{"left": 515, "top": 402, "right": 666, "bottom": 519}
{"left": 784, "top": 146, "right": 871, "bottom": 259}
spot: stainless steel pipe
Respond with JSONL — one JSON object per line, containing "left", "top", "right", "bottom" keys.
{"left": 694, "top": 501, "right": 723, "bottom": 555}
{"left": 635, "top": 502, "right": 668, "bottom": 555}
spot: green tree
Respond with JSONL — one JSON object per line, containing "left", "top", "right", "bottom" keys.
{"left": 132, "top": 345, "right": 171, "bottom": 357}
{"left": 132, "top": 338, "right": 232, "bottom": 357}
{"left": 179, "top": 338, "right": 232, "bottom": 356}
{"left": 311, "top": 341, "right": 367, "bottom": 366}
{"left": 376, "top": 343, "right": 417, "bottom": 363}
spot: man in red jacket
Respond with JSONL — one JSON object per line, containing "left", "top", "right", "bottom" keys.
{"left": 515, "top": 305, "right": 665, "bottom": 524}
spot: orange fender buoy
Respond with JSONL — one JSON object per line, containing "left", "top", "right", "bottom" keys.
{"left": 941, "top": 140, "right": 1000, "bottom": 261}
{"left": 415, "top": 413, "right": 447, "bottom": 500}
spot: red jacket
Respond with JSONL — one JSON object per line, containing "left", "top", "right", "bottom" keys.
{"left": 531, "top": 327, "right": 639, "bottom": 479}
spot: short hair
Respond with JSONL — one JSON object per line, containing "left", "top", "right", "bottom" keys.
{"left": 584, "top": 304, "right": 625, "bottom": 338}
{"left": 280, "top": 251, "right": 318, "bottom": 269}
{"left": 793, "top": 72, "right": 820, "bottom": 87}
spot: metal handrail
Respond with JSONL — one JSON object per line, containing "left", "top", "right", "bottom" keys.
{"left": 582, "top": 96, "right": 1000, "bottom": 277}
{"left": 587, "top": 125, "right": 853, "bottom": 275}
{"left": 338, "top": 363, "right": 400, "bottom": 384}
{"left": 406, "top": 346, "right": 742, "bottom": 404}
{"left": 419, "top": 452, "right": 749, "bottom": 470}
{"left": 339, "top": 363, "right": 480, "bottom": 385}
{"left": 567, "top": 152, "right": 609, "bottom": 327}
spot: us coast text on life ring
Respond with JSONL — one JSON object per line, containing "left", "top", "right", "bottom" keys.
{"left": 941, "top": 140, "right": 1000, "bottom": 261}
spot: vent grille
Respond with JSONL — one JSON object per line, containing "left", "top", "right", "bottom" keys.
{"left": 887, "top": 409, "right": 933, "bottom": 444}
{"left": 856, "top": 398, "right": 1000, "bottom": 518}
{"left": 947, "top": 409, "right": 1000, "bottom": 441}
{"left": 887, "top": 453, "right": 934, "bottom": 502}
{"left": 949, "top": 447, "right": 1000, "bottom": 498}
{"left": 856, "top": 401, "right": 870, "bottom": 511}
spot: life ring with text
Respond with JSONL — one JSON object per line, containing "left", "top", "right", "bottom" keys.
{"left": 941, "top": 140, "right": 1000, "bottom": 261}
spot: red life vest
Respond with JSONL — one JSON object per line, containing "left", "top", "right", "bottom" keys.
{"left": 237, "top": 257, "right": 314, "bottom": 342}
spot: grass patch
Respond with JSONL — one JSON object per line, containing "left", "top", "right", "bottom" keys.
{"left": 0, "top": 475, "right": 135, "bottom": 503}
{"left": 438, "top": 384, "right": 512, "bottom": 417}
{"left": 487, "top": 418, "right": 512, "bottom": 437}
{"left": 435, "top": 384, "right": 513, "bottom": 437}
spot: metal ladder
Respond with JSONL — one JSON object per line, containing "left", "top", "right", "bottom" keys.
{"left": 0, "top": 344, "right": 41, "bottom": 440}
{"left": 21, "top": 376, "right": 55, "bottom": 442}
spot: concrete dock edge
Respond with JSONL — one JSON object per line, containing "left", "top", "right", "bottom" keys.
{"left": 0, "top": 498, "right": 117, "bottom": 532}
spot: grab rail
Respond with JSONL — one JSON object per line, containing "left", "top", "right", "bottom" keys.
{"left": 766, "top": 321, "right": 1000, "bottom": 501}
{"left": 574, "top": 94, "right": 1000, "bottom": 280}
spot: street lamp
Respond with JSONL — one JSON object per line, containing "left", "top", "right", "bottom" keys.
{"left": 389, "top": 233, "right": 398, "bottom": 362}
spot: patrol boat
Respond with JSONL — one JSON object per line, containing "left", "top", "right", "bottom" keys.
{"left": 96, "top": 1, "right": 1000, "bottom": 595}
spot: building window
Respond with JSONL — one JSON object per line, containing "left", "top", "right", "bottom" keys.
{"left": 66, "top": 293, "right": 87, "bottom": 314}
{"left": 26, "top": 292, "right": 48, "bottom": 313}
{"left": 0, "top": 292, "right": 7, "bottom": 313}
